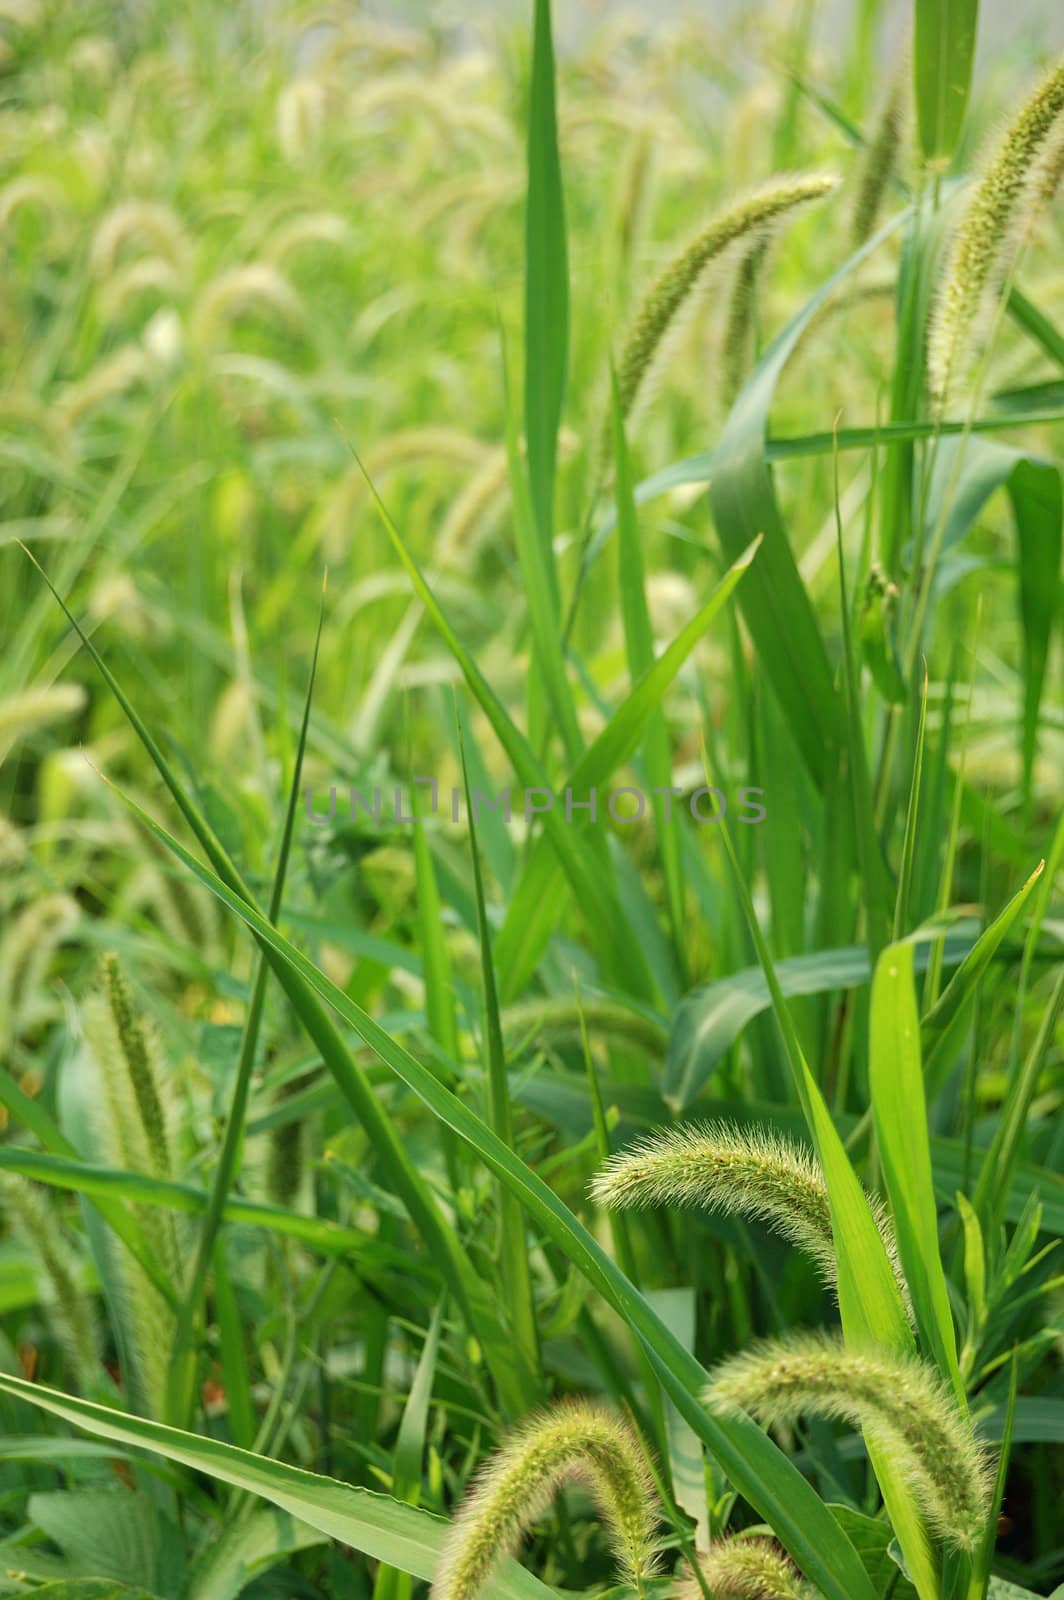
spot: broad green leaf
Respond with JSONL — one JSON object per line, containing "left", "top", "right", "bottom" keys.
{"left": 0, "top": 1376, "right": 556, "bottom": 1600}
{"left": 913, "top": 0, "right": 978, "bottom": 163}
{"left": 665, "top": 928, "right": 976, "bottom": 1109}
{"left": 28, "top": 1488, "right": 184, "bottom": 1599}
{"left": 188, "top": 1510, "right": 327, "bottom": 1600}
{"left": 870, "top": 942, "right": 964, "bottom": 1402}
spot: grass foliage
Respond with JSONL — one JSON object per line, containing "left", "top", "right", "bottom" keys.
{"left": 0, "top": 3, "right": 1062, "bottom": 1600}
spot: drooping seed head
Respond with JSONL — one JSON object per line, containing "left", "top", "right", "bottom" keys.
{"left": 432, "top": 1402, "right": 660, "bottom": 1600}
{"left": 591, "top": 1121, "right": 908, "bottom": 1312}
{"left": 927, "top": 57, "right": 1064, "bottom": 410}
{"left": 705, "top": 1330, "right": 991, "bottom": 1552}
{"left": 614, "top": 173, "right": 839, "bottom": 429}
{"left": 675, "top": 1537, "right": 814, "bottom": 1600}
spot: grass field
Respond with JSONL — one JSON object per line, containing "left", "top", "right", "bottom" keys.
{"left": 0, "top": 2, "right": 1062, "bottom": 1598}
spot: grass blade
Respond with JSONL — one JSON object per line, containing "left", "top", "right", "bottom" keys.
{"left": 524, "top": 0, "right": 568, "bottom": 556}
{"left": 914, "top": 0, "right": 979, "bottom": 164}
{"left": 0, "top": 1375, "right": 556, "bottom": 1600}
{"left": 493, "top": 537, "right": 760, "bottom": 998}
{"left": 870, "top": 941, "right": 964, "bottom": 1403}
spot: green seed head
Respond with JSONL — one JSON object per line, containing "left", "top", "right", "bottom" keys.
{"left": 100, "top": 952, "right": 172, "bottom": 1180}
{"left": 851, "top": 71, "right": 906, "bottom": 246}
{"left": 591, "top": 1121, "right": 907, "bottom": 1310}
{"left": 705, "top": 1331, "right": 991, "bottom": 1552}
{"left": 677, "top": 1536, "right": 814, "bottom": 1599}
{"left": 614, "top": 173, "right": 839, "bottom": 429}
{"left": 432, "top": 1402, "right": 660, "bottom": 1600}
{"left": 928, "top": 57, "right": 1064, "bottom": 410}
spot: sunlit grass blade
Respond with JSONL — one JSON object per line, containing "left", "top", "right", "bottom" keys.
{"left": 102, "top": 782, "right": 880, "bottom": 1600}
{"left": 870, "top": 941, "right": 964, "bottom": 1404}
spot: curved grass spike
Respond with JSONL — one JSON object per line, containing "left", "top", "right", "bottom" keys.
{"left": 706, "top": 1331, "right": 991, "bottom": 1552}
{"left": 851, "top": 70, "right": 906, "bottom": 246}
{"left": 101, "top": 953, "right": 171, "bottom": 1178}
{"left": 676, "top": 1537, "right": 814, "bottom": 1600}
{"left": 928, "top": 56, "right": 1064, "bottom": 409}
{"left": 591, "top": 1121, "right": 909, "bottom": 1311}
{"left": 431, "top": 1402, "right": 661, "bottom": 1600}
{"left": 615, "top": 172, "right": 839, "bottom": 428}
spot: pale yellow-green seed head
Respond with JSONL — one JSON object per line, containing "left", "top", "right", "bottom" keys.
{"left": 676, "top": 1536, "right": 815, "bottom": 1599}
{"left": 705, "top": 1330, "right": 991, "bottom": 1552}
{"left": 614, "top": 172, "right": 839, "bottom": 430}
{"left": 591, "top": 1121, "right": 908, "bottom": 1312}
{"left": 928, "top": 56, "right": 1064, "bottom": 410}
{"left": 432, "top": 1402, "right": 661, "bottom": 1600}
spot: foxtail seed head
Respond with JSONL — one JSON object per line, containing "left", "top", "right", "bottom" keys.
{"left": 591, "top": 1121, "right": 908, "bottom": 1311}
{"left": 928, "top": 57, "right": 1064, "bottom": 410}
{"left": 432, "top": 1402, "right": 660, "bottom": 1600}
{"left": 676, "top": 1537, "right": 814, "bottom": 1599}
{"left": 705, "top": 1331, "right": 991, "bottom": 1552}
{"left": 615, "top": 173, "right": 838, "bottom": 428}
{"left": 851, "top": 71, "right": 906, "bottom": 246}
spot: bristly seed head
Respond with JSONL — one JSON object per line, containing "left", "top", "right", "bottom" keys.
{"left": 614, "top": 173, "right": 839, "bottom": 430}
{"left": 675, "top": 1536, "right": 815, "bottom": 1599}
{"left": 590, "top": 1121, "right": 909, "bottom": 1313}
{"left": 851, "top": 70, "right": 906, "bottom": 246}
{"left": 431, "top": 1401, "right": 661, "bottom": 1600}
{"left": 705, "top": 1330, "right": 992, "bottom": 1552}
{"left": 927, "top": 56, "right": 1064, "bottom": 410}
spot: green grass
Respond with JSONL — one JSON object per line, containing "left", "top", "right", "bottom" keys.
{"left": 0, "top": 3, "right": 1062, "bottom": 1600}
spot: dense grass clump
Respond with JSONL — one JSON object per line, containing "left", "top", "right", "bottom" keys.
{"left": 0, "top": 3, "right": 1061, "bottom": 1600}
